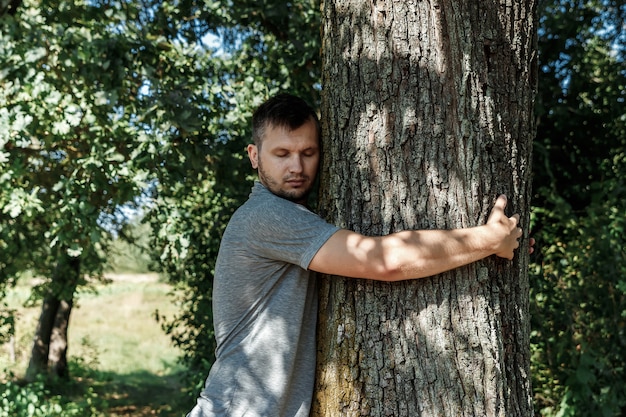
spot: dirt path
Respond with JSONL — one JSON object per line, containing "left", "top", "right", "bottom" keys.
{"left": 103, "top": 272, "right": 161, "bottom": 283}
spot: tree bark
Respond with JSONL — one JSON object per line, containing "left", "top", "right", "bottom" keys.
{"left": 26, "top": 294, "right": 60, "bottom": 381}
{"left": 314, "top": 0, "right": 536, "bottom": 416}
{"left": 49, "top": 256, "right": 79, "bottom": 379}
{"left": 49, "top": 297, "right": 74, "bottom": 379}
{"left": 26, "top": 255, "right": 79, "bottom": 381}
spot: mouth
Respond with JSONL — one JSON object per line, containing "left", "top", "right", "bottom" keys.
{"left": 285, "top": 178, "right": 307, "bottom": 188}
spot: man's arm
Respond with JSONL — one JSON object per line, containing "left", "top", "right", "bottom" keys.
{"left": 308, "top": 195, "right": 524, "bottom": 282}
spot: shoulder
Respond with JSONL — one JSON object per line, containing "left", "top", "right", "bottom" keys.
{"left": 226, "top": 185, "right": 332, "bottom": 238}
{"left": 223, "top": 185, "right": 340, "bottom": 268}
{"left": 245, "top": 184, "right": 322, "bottom": 224}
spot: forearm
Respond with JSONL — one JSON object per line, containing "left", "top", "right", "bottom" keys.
{"left": 309, "top": 203, "right": 520, "bottom": 281}
{"left": 380, "top": 226, "right": 498, "bottom": 282}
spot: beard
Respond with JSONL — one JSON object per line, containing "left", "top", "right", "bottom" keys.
{"left": 257, "top": 161, "right": 313, "bottom": 204}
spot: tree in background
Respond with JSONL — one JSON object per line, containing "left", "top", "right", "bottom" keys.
{"left": 0, "top": 0, "right": 226, "bottom": 380}
{"left": 313, "top": 0, "right": 536, "bottom": 415}
{"left": 530, "top": 0, "right": 626, "bottom": 415}
{"left": 1, "top": 0, "right": 148, "bottom": 380}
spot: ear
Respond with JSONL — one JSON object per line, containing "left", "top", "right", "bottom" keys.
{"left": 247, "top": 144, "right": 259, "bottom": 169}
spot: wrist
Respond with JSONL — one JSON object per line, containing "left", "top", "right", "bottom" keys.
{"left": 477, "top": 224, "right": 500, "bottom": 256}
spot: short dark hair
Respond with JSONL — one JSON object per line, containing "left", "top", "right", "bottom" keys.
{"left": 252, "top": 93, "right": 320, "bottom": 148}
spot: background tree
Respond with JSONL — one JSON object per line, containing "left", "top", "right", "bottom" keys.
{"left": 0, "top": 0, "right": 228, "bottom": 380}
{"left": 313, "top": 0, "right": 536, "bottom": 415}
{"left": 1, "top": 0, "right": 148, "bottom": 380}
{"left": 1, "top": 0, "right": 322, "bottom": 387}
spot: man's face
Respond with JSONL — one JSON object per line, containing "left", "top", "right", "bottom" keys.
{"left": 247, "top": 118, "right": 320, "bottom": 204}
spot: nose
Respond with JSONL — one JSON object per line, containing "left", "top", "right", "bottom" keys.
{"left": 288, "top": 154, "right": 304, "bottom": 173}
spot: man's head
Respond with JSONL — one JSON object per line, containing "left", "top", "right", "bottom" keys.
{"left": 251, "top": 93, "right": 321, "bottom": 149}
{"left": 247, "top": 94, "right": 320, "bottom": 204}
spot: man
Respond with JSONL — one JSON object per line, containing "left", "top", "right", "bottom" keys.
{"left": 187, "top": 93, "right": 531, "bottom": 417}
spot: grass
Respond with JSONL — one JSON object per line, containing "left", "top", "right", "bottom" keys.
{"left": 1, "top": 273, "right": 193, "bottom": 417}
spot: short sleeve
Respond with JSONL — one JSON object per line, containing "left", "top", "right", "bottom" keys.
{"left": 247, "top": 199, "right": 340, "bottom": 269}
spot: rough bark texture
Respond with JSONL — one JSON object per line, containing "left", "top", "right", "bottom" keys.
{"left": 314, "top": 0, "right": 536, "bottom": 416}
{"left": 26, "top": 295, "right": 60, "bottom": 381}
{"left": 26, "top": 255, "right": 79, "bottom": 381}
{"left": 49, "top": 298, "right": 73, "bottom": 379}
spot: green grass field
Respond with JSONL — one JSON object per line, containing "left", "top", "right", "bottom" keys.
{"left": 1, "top": 273, "right": 193, "bottom": 416}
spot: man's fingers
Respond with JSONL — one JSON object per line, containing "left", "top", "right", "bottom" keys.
{"left": 494, "top": 194, "right": 508, "bottom": 211}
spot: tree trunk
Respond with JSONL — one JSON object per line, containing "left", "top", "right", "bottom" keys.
{"left": 26, "top": 295, "right": 60, "bottom": 381}
{"left": 49, "top": 297, "right": 74, "bottom": 379}
{"left": 26, "top": 255, "right": 79, "bottom": 381}
{"left": 49, "top": 256, "right": 79, "bottom": 379}
{"left": 314, "top": 1, "right": 537, "bottom": 416}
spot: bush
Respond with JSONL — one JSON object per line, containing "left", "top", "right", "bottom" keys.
{"left": 0, "top": 374, "right": 105, "bottom": 417}
{"left": 530, "top": 189, "right": 626, "bottom": 416}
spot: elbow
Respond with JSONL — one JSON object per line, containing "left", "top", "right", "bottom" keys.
{"left": 373, "top": 254, "right": 434, "bottom": 282}
{"left": 367, "top": 239, "right": 410, "bottom": 282}
{"left": 372, "top": 258, "right": 405, "bottom": 282}
{"left": 347, "top": 234, "right": 422, "bottom": 282}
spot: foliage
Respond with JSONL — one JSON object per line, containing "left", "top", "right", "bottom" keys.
{"left": 0, "top": 300, "right": 14, "bottom": 346}
{"left": 0, "top": 0, "right": 151, "bottom": 284}
{"left": 531, "top": 0, "right": 626, "bottom": 415}
{"left": 0, "top": 0, "right": 234, "bottom": 378}
{"left": 0, "top": 374, "right": 103, "bottom": 417}
{"left": 530, "top": 192, "right": 626, "bottom": 416}
{"left": 0, "top": 0, "right": 150, "bottom": 377}
{"left": 0, "top": 0, "right": 321, "bottom": 390}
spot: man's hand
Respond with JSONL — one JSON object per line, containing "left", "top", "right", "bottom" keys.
{"left": 486, "top": 195, "right": 523, "bottom": 260}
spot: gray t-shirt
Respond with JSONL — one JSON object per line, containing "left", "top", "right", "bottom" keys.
{"left": 187, "top": 182, "right": 339, "bottom": 417}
